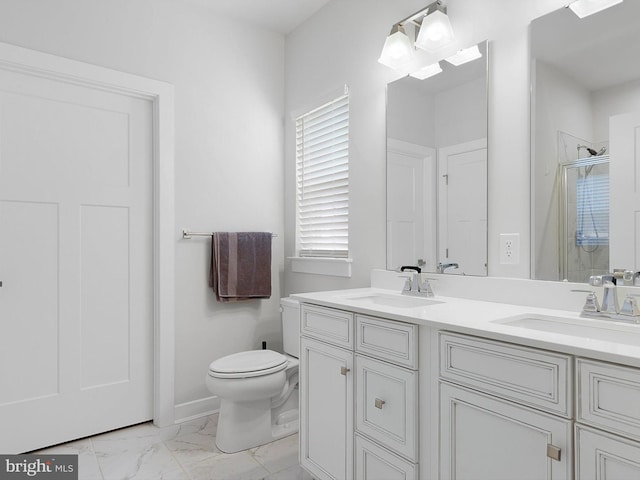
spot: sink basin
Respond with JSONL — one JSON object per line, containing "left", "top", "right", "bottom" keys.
{"left": 493, "top": 314, "right": 640, "bottom": 346}
{"left": 340, "top": 293, "right": 443, "bottom": 309}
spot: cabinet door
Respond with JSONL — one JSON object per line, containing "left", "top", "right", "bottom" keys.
{"left": 440, "top": 382, "right": 572, "bottom": 480}
{"left": 355, "top": 355, "right": 418, "bottom": 460}
{"left": 576, "top": 425, "right": 640, "bottom": 479}
{"left": 300, "top": 337, "right": 354, "bottom": 480}
{"left": 355, "top": 434, "right": 418, "bottom": 480}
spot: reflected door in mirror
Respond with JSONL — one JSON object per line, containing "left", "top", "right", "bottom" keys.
{"left": 438, "top": 139, "right": 488, "bottom": 276}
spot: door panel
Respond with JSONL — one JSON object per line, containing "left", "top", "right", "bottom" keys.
{"left": 610, "top": 111, "right": 640, "bottom": 269}
{"left": 0, "top": 63, "right": 153, "bottom": 453}
{"left": 440, "top": 382, "right": 572, "bottom": 480}
{"left": 438, "top": 139, "right": 487, "bottom": 276}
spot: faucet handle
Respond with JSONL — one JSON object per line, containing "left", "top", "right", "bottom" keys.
{"left": 571, "top": 289, "right": 600, "bottom": 313}
{"left": 398, "top": 275, "right": 412, "bottom": 293}
{"left": 620, "top": 294, "right": 640, "bottom": 321}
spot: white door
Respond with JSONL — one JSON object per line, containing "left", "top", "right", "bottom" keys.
{"left": 438, "top": 139, "right": 487, "bottom": 275}
{"left": 609, "top": 111, "right": 640, "bottom": 270}
{"left": 300, "top": 337, "right": 353, "bottom": 480}
{"left": 0, "top": 64, "right": 153, "bottom": 453}
{"left": 386, "top": 139, "right": 436, "bottom": 272}
{"left": 440, "top": 383, "right": 573, "bottom": 480}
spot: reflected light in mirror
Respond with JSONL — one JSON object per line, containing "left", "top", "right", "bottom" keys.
{"left": 410, "top": 62, "right": 443, "bottom": 80}
{"left": 445, "top": 45, "right": 482, "bottom": 66}
{"left": 568, "top": 0, "right": 623, "bottom": 18}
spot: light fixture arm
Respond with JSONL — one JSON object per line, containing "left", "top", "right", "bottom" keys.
{"left": 397, "top": 0, "right": 446, "bottom": 28}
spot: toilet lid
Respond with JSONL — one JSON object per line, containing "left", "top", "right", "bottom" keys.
{"left": 208, "top": 350, "right": 287, "bottom": 379}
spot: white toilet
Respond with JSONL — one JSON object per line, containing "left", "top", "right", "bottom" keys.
{"left": 206, "top": 297, "right": 300, "bottom": 453}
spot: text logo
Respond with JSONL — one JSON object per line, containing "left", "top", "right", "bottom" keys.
{"left": 0, "top": 455, "right": 77, "bottom": 479}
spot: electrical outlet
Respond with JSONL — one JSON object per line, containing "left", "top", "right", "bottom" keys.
{"left": 500, "top": 233, "right": 520, "bottom": 265}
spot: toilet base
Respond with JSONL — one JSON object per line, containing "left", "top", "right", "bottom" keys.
{"left": 215, "top": 398, "right": 299, "bottom": 453}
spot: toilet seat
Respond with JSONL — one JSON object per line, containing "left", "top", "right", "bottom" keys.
{"left": 208, "top": 350, "right": 288, "bottom": 379}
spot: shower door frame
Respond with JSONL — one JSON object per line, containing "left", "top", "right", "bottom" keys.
{"left": 558, "top": 155, "right": 609, "bottom": 282}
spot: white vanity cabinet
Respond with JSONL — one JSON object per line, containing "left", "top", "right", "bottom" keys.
{"left": 354, "top": 315, "right": 419, "bottom": 480}
{"left": 439, "top": 332, "right": 574, "bottom": 480}
{"left": 575, "top": 358, "right": 640, "bottom": 479}
{"left": 299, "top": 303, "right": 420, "bottom": 480}
{"left": 300, "top": 305, "right": 355, "bottom": 480}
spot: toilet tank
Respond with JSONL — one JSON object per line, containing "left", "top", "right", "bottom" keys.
{"left": 280, "top": 297, "right": 300, "bottom": 358}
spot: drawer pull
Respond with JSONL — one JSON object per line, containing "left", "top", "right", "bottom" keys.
{"left": 340, "top": 366, "right": 351, "bottom": 376}
{"left": 374, "top": 398, "right": 386, "bottom": 409}
{"left": 546, "top": 444, "right": 561, "bottom": 461}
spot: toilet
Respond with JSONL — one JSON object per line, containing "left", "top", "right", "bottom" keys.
{"left": 206, "top": 297, "right": 300, "bottom": 453}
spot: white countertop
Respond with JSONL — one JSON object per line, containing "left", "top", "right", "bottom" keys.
{"left": 292, "top": 287, "right": 640, "bottom": 368}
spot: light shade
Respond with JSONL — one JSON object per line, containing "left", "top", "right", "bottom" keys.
{"left": 378, "top": 25, "right": 414, "bottom": 69}
{"left": 568, "top": 0, "right": 623, "bottom": 18}
{"left": 410, "top": 62, "right": 443, "bottom": 80}
{"left": 445, "top": 44, "right": 482, "bottom": 66}
{"left": 415, "top": 8, "right": 455, "bottom": 52}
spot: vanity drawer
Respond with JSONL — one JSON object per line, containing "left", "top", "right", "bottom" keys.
{"left": 577, "top": 358, "right": 640, "bottom": 442}
{"left": 355, "top": 434, "right": 418, "bottom": 480}
{"left": 355, "top": 315, "right": 418, "bottom": 369}
{"left": 355, "top": 354, "right": 418, "bottom": 461}
{"left": 440, "top": 332, "right": 573, "bottom": 417}
{"left": 301, "top": 304, "right": 353, "bottom": 349}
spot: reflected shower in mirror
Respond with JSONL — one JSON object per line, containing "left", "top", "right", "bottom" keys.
{"left": 531, "top": 1, "right": 640, "bottom": 282}
{"left": 386, "top": 41, "right": 488, "bottom": 276}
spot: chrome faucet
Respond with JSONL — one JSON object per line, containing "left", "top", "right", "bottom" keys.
{"left": 575, "top": 274, "right": 640, "bottom": 324}
{"left": 437, "top": 262, "right": 459, "bottom": 273}
{"left": 600, "top": 275, "right": 619, "bottom": 314}
{"left": 399, "top": 266, "right": 434, "bottom": 297}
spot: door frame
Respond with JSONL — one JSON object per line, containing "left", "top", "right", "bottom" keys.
{"left": 0, "top": 42, "right": 176, "bottom": 426}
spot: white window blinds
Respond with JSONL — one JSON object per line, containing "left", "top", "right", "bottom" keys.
{"left": 296, "top": 94, "right": 349, "bottom": 258}
{"left": 576, "top": 172, "right": 609, "bottom": 246}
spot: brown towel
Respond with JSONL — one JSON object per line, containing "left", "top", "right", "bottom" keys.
{"left": 209, "top": 232, "right": 272, "bottom": 302}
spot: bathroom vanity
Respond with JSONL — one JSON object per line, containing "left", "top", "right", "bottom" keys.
{"left": 294, "top": 278, "right": 640, "bottom": 480}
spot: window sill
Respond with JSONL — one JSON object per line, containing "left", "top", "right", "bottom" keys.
{"left": 289, "top": 256, "right": 353, "bottom": 277}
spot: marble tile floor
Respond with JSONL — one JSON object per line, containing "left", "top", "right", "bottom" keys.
{"left": 33, "top": 414, "right": 313, "bottom": 480}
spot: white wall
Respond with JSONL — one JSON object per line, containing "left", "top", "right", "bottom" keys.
{"left": 434, "top": 76, "right": 487, "bottom": 148}
{"left": 592, "top": 79, "right": 640, "bottom": 141}
{"left": 387, "top": 81, "right": 435, "bottom": 147}
{"left": 284, "top": 0, "right": 569, "bottom": 295}
{"left": 0, "top": 0, "right": 285, "bottom": 411}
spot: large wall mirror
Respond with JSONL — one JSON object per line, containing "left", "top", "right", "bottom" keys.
{"left": 386, "top": 41, "right": 488, "bottom": 275}
{"left": 531, "top": 2, "right": 640, "bottom": 282}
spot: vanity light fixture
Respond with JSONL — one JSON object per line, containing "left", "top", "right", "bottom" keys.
{"left": 444, "top": 44, "right": 482, "bottom": 66}
{"left": 568, "top": 0, "right": 623, "bottom": 18}
{"left": 378, "top": 24, "right": 414, "bottom": 69}
{"left": 410, "top": 62, "right": 443, "bottom": 80}
{"left": 378, "top": 1, "right": 455, "bottom": 71}
{"left": 414, "top": 1, "right": 455, "bottom": 52}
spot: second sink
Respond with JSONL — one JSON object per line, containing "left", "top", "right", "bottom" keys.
{"left": 493, "top": 314, "right": 640, "bottom": 346}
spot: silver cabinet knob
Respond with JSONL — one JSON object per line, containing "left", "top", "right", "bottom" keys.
{"left": 340, "top": 366, "right": 350, "bottom": 376}
{"left": 546, "top": 444, "right": 561, "bottom": 461}
{"left": 374, "top": 398, "right": 386, "bottom": 409}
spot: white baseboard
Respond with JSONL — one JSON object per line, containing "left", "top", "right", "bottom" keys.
{"left": 174, "top": 395, "right": 220, "bottom": 424}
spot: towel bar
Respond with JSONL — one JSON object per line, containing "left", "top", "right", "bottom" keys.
{"left": 182, "top": 229, "right": 277, "bottom": 239}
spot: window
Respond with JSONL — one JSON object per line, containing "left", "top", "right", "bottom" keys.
{"left": 576, "top": 171, "right": 609, "bottom": 246}
{"left": 295, "top": 94, "right": 349, "bottom": 258}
